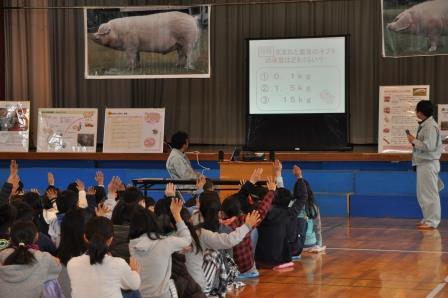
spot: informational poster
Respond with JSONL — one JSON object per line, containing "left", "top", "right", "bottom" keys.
{"left": 103, "top": 108, "right": 165, "bottom": 153}
{"left": 382, "top": 0, "right": 448, "bottom": 57}
{"left": 0, "top": 101, "right": 30, "bottom": 152}
{"left": 37, "top": 108, "right": 98, "bottom": 152}
{"left": 84, "top": 6, "right": 210, "bottom": 79}
{"left": 378, "top": 85, "right": 430, "bottom": 153}
{"left": 437, "top": 104, "right": 448, "bottom": 152}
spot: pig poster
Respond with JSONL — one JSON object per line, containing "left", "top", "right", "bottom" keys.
{"left": 382, "top": 0, "right": 448, "bottom": 57}
{"left": 84, "top": 6, "right": 210, "bottom": 79}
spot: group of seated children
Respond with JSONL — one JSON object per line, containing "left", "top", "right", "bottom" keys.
{"left": 0, "top": 159, "right": 325, "bottom": 298}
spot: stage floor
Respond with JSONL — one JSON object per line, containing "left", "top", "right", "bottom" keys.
{"left": 228, "top": 217, "right": 448, "bottom": 298}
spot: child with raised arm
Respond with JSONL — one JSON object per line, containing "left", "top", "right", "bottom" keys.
{"left": 128, "top": 198, "right": 192, "bottom": 298}
{"left": 220, "top": 168, "right": 277, "bottom": 278}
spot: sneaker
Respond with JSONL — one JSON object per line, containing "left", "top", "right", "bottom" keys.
{"left": 237, "top": 270, "right": 259, "bottom": 279}
{"left": 417, "top": 224, "right": 436, "bottom": 230}
{"left": 309, "top": 245, "right": 326, "bottom": 253}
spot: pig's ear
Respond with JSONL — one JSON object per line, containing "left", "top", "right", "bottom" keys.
{"left": 98, "top": 24, "right": 111, "bottom": 35}
{"left": 393, "top": 12, "right": 412, "bottom": 31}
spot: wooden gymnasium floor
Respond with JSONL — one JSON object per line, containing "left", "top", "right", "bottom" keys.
{"left": 227, "top": 217, "right": 448, "bottom": 298}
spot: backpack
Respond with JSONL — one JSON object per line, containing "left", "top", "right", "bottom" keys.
{"left": 202, "top": 249, "right": 240, "bottom": 297}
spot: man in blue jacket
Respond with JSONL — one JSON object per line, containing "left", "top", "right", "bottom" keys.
{"left": 407, "top": 100, "right": 444, "bottom": 230}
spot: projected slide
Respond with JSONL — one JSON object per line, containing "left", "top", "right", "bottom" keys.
{"left": 249, "top": 37, "right": 346, "bottom": 114}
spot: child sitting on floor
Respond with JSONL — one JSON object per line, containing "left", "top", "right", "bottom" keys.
{"left": 220, "top": 168, "right": 277, "bottom": 278}
{"left": 299, "top": 178, "right": 326, "bottom": 253}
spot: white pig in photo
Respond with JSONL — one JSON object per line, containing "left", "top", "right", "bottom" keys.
{"left": 93, "top": 11, "right": 200, "bottom": 70}
{"left": 387, "top": 0, "right": 448, "bottom": 52}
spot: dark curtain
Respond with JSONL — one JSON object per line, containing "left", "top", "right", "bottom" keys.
{"left": 48, "top": 0, "right": 448, "bottom": 145}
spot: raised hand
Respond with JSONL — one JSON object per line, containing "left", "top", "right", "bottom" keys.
{"left": 30, "top": 188, "right": 40, "bottom": 195}
{"left": 10, "top": 175, "right": 21, "bottom": 195}
{"left": 87, "top": 186, "right": 96, "bottom": 196}
{"left": 107, "top": 176, "right": 118, "bottom": 193}
{"left": 46, "top": 188, "right": 58, "bottom": 200}
{"left": 196, "top": 175, "right": 206, "bottom": 190}
{"left": 7, "top": 172, "right": 19, "bottom": 186}
{"left": 238, "top": 179, "right": 247, "bottom": 190}
{"left": 95, "top": 171, "right": 104, "bottom": 186}
{"left": 245, "top": 210, "right": 261, "bottom": 228}
{"left": 170, "top": 198, "right": 183, "bottom": 223}
{"left": 75, "top": 179, "right": 85, "bottom": 192}
{"left": 95, "top": 202, "right": 111, "bottom": 217}
{"left": 116, "top": 177, "right": 125, "bottom": 191}
{"left": 274, "top": 160, "right": 282, "bottom": 176}
{"left": 7, "top": 160, "right": 19, "bottom": 187}
{"left": 10, "top": 160, "right": 18, "bottom": 176}
{"left": 47, "top": 172, "right": 55, "bottom": 186}
{"left": 249, "top": 168, "right": 263, "bottom": 185}
{"left": 165, "top": 182, "right": 176, "bottom": 197}
{"left": 266, "top": 176, "right": 277, "bottom": 191}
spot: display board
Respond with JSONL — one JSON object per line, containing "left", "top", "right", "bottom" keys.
{"left": 248, "top": 36, "right": 346, "bottom": 114}
{"left": 0, "top": 101, "right": 30, "bottom": 152}
{"left": 246, "top": 36, "right": 350, "bottom": 151}
{"left": 378, "top": 85, "right": 430, "bottom": 153}
{"left": 103, "top": 108, "right": 165, "bottom": 153}
{"left": 37, "top": 108, "right": 98, "bottom": 152}
{"left": 438, "top": 104, "right": 448, "bottom": 152}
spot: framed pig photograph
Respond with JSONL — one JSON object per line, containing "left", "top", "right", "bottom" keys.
{"left": 382, "top": 0, "right": 448, "bottom": 57}
{"left": 84, "top": 6, "right": 211, "bottom": 79}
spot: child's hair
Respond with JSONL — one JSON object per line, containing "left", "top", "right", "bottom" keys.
{"left": 153, "top": 196, "right": 174, "bottom": 234}
{"left": 58, "top": 209, "right": 86, "bottom": 266}
{"left": 154, "top": 197, "right": 171, "bottom": 217}
{"left": 4, "top": 221, "right": 37, "bottom": 265}
{"left": 144, "top": 196, "right": 156, "bottom": 209}
{"left": 66, "top": 182, "right": 80, "bottom": 194}
{"left": 85, "top": 216, "right": 114, "bottom": 265}
{"left": 11, "top": 201, "right": 34, "bottom": 222}
{"left": 198, "top": 191, "right": 221, "bottom": 233}
{"left": 274, "top": 188, "right": 293, "bottom": 208}
{"left": 303, "top": 180, "right": 318, "bottom": 219}
{"left": 250, "top": 185, "right": 268, "bottom": 201}
{"left": 128, "top": 206, "right": 162, "bottom": 240}
{"left": 124, "top": 188, "right": 142, "bottom": 202}
{"left": 111, "top": 189, "right": 144, "bottom": 225}
{"left": 170, "top": 208, "right": 202, "bottom": 254}
{"left": 0, "top": 204, "right": 17, "bottom": 234}
{"left": 22, "top": 192, "right": 43, "bottom": 214}
{"left": 56, "top": 190, "right": 78, "bottom": 214}
{"left": 203, "top": 178, "right": 214, "bottom": 192}
{"left": 221, "top": 195, "right": 242, "bottom": 218}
